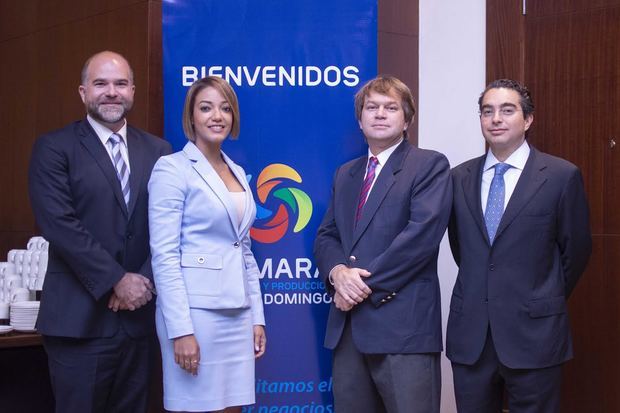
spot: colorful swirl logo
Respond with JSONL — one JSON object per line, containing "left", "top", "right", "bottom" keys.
{"left": 249, "top": 164, "right": 313, "bottom": 244}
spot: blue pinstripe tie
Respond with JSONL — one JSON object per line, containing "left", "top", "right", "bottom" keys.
{"left": 108, "top": 133, "right": 130, "bottom": 206}
{"left": 484, "top": 163, "right": 511, "bottom": 243}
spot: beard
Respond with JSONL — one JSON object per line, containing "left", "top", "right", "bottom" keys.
{"left": 87, "top": 99, "right": 133, "bottom": 125}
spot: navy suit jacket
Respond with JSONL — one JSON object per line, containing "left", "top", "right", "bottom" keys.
{"left": 28, "top": 119, "right": 172, "bottom": 338}
{"left": 314, "top": 140, "right": 452, "bottom": 354}
{"left": 446, "top": 146, "right": 592, "bottom": 369}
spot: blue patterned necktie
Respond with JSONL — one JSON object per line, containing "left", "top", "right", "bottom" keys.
{"left": 108, "top": 133, "right": 130, "bottom": 206}
{"left": 484, "top": 162, "right": 511, "bottom": 243}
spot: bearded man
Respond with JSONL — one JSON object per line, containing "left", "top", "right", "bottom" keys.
{"left": 28, "top": 51, "right": 171, "bottom": 413}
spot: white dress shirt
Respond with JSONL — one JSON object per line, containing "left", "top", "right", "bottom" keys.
{"left": 363, "top": 138, "right": 403, "bottom": 202}
{"left": 87, "top": 115, "right": 131, "bottom": 173}
{"left": 481, "top": 140, "right": 530, "bottom": 212}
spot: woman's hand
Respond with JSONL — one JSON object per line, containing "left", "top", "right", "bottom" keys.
{"left": 253, "top": 325, "right": 266, "bottom": 359}
{"left": 174, "top": 334, "right": 200, "bottom": 375}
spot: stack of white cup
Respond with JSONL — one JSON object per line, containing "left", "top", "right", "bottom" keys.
{"left": 6, "top": 237, "right": 49, "bottom": 292}
{"left": 0, "top": 260, "right": 28, "bottom": 334}
{"left": 5, "top": 238, "right": 50, "bottom": 298}
{"left": 0, "top": 262, "right": 29, "bottom": 304}
{"left": 0, "top": 237, "right": 48, "bottom": 333}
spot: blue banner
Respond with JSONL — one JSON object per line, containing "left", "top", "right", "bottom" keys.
{"left": 163, "top": 1, "right": 377, "bottom": 410}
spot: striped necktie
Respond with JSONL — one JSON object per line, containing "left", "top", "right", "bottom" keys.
{"left": 108, "top": 133, "right": 130, "bottom": 206}
{"left": 355, "top": 156, "right": 379, "bottom": 225}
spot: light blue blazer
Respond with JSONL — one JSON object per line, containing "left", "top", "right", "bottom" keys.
{"left": 148, "top": 141, "right": 265, "bottom": 339}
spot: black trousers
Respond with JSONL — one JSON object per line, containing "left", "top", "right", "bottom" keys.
{"left": 43, "top": 326, "right": 152, "bottom": 413}
{"left": 452, "top": 330, "right": 562, "bottom": 413}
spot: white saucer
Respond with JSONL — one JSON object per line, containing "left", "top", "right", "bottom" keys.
{"left": 11, "top": 301, "right": 40, "bottom": 308}
{"left": 13, "top": 327, "right": 36, "bottom": 333}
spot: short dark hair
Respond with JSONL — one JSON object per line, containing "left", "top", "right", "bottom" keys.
{"left": 478, "top": 79, "right": 534, "bottom": 118}
{"left": 354, "top": 76, "right": 416, "bottom": 138}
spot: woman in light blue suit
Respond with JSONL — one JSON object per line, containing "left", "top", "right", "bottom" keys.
{"left": 149, "top": 76, "right": 266, "bottom": 413}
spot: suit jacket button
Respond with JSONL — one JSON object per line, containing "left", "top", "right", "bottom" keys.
{"left": 381, "top": 298, "right": 387, "bottom": 303}
{"left": 233, "top": 241, "right": 240, "bottom": 248}
{"left": 348, "top": 255, "right": 357, "bottom": 263}
{"left": 489, "top": 264, "right": 495, "bottom": 271}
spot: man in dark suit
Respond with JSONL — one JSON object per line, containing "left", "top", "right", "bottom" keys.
{"left": 447, "top": 79, "right": 592, "bottom": 413}
{"left": 314, "top": 76, "right": 452, "bottom": 412}
{"left": 28, "top": 51, "right": 171, "bottom": 412}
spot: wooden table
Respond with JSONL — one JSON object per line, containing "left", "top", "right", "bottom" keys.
{"left": 0, "top": 331, "right": 53, "bottom": 412}
{"left": 0, "top": 331, "right": 42, "bottom": 348}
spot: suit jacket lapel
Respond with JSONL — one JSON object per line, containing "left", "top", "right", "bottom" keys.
{"left": 340, "top": 157, "right": 366, "bottom": 252}
{"left": 222, "top": 151, "right": 254, "bottom": 236}
{"left": 494, "top": 147, "right": 547, "bottom": 241}
{"left": 126, "top": 127, "right": 145, "bottom": 219}
{"left": 350, "top": 141, "right": 407, "bottom": 249}
{"left": 78, "top": 120, "right": 128, "bottom": 217}
{"left": 184, "top": 142, "right": 240, "bottom": 237}
{"left": 462, "top": 155, "right": 488, "bottom": 244}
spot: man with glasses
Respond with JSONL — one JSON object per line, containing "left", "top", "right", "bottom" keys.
{"left": 446, "top": 78, "right": 592, "bottom": 413}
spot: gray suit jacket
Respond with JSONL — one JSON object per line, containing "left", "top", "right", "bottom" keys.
{"left": 148, "top": 142, "right": 265, "bottom": 340}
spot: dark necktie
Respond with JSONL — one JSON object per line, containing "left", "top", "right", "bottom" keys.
{"left": 355, "top": 156, "right": 379, "bottom": 224}
{"left": 484, "top": 162, "right": 511, "bottom": 243}
{"left": 108, "top": 133, "right": 130, "bottom": 206}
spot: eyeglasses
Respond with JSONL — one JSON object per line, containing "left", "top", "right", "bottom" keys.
{"left": 480, "top": 107, "right": 520, "bottom": 118}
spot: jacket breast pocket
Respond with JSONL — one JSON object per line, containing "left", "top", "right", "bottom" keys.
{"left": 181, "top": 253, "right": 223, "bottom": 296}
{"left": 375, "top": 198, "right": 409, "bottom": 233}
{"left": 518, "top": 212, "right": 554, "bottom": 231}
